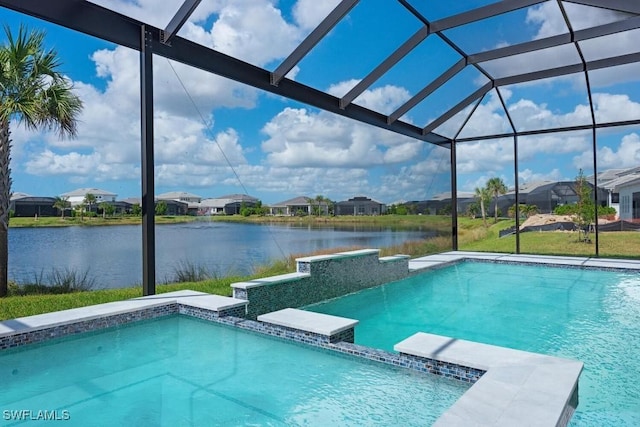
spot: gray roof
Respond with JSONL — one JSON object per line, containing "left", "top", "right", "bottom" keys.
{"left": 121, "top": 197, "right": 141, "bottom": 205}
{"left": 215, "top": 194, "right": 259, "bottom": 203}
{"left": 612, "top": 175, "right": 640, "bottom": 192}
{"left": 504, "top": 181, "right": 553, "bottom": 196}
{"left": 156, "top": 191, "right": 202, "bottom": 200}
{"left": 60, "top": 188, "right": 117, "bottom": 197}
{"left": 200, "top": 198, "right": 228, "bottom": 208}
{"left": 339, "top": 196, "right": 385, "bottom": 205}
{"left": 430, "top": 191, "right": 475, "bottom": 201}
{"left": 10, "top": 192, "right": 32, "bottom": 201}
{"left": 271, "top": 196, "right": 327, "bottom": 207}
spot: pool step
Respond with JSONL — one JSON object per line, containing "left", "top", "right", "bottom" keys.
{"left": 396, "top": 332, "right": 583, "bottom": 427}
{"left": 258, "top": 308, "right": 358, "bottom": 343}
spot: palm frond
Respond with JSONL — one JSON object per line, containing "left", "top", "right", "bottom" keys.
{"left": 0, "top": 24, "right": 82, "bottom": 136}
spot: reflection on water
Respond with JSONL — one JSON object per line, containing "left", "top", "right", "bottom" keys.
{"left": 9, "top": 220, "right": 444, "bottom": 289}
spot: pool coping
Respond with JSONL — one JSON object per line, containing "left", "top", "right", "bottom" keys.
{"left": 2, "top": 251, "right": 636, "bottom": 426}
{"left": 257, "top": 308, "right": 359, "bottom": 336}
{"left": 408, "top": 251, "right": 640, "bottom": 273}
{"left": 396, "top": 333, "right": 582, "bottom": 427}
{"left": 0, "top": 291, "right": 248, "bottom": 341}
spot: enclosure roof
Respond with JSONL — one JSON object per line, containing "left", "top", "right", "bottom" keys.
{"left": 4, "top": 0, "right": 640, "bottom": 146}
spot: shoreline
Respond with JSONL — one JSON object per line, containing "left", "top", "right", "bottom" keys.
{"left": 9, "top": 214, "right": 452, "bottom": 229}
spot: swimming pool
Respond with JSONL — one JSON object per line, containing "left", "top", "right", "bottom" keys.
{"left": 0, "top": 315, "right": 466, "bottom": 426}
{"left": 306, "top": 260, "right": 640, "bottom": 426}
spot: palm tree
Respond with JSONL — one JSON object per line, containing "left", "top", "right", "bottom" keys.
{"left": 83, "top": 193, "right": 97, "bottom": 218}
{"left": 522, "top": 204, "right": 538, "bottom": 218}
{"left": 53, "top": 196, "right": 70, "bottom": 219}
{"left": 0, "top": 25, "right": 83, "bottom": 297}
{"left": 486, "top": 177, "right": 508, "bottom": 223}
{"left": 474, "top": 186, "right": 490, "bottom": 227}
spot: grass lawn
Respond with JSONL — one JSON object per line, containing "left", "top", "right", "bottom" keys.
{"left": 9, "top": 215, "right": 200, "bottom": 228}
{"left": 0, "top": 277, "right": 239, "bottom": 321}
{"left": 459, "top": 218, "right": 640, "bottom": 258}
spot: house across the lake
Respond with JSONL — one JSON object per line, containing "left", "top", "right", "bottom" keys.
{"left": 269, "top": 196, "right": 330, "bottom": 216}
{"left": 10, "top": 193, "right": 57, "bottom": 217}
{"left": 335, "top": 196, "right": 386, "bottom": 216}
{"left": 60, "top": 188, "right": 117, "bottom": 207}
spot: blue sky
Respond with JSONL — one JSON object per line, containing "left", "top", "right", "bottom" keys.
{"left": 2, "top": 0, "right": 640, "bottom": 204}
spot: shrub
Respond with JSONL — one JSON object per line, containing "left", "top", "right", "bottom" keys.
{"left": 554, "top": 204, "right": 575, "bottom": 215}
{"left": 170, "top": 260, "right": 218, "bottom": 283}
{"left": 11, "top": 268, "right": 96, "bottom": 296}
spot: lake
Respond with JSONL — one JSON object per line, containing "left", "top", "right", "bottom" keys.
{"left": 9, "top": 221, "right": 438, "bottom": 289}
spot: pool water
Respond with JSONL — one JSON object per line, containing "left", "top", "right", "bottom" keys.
{"left": 0, "top": 315, "right": 466, "bottom": 426}
{"left": 306, "top": 261, "right": 640, "bottom": 426}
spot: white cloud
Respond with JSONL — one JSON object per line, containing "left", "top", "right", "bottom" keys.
{"left": 93, "top": 0, "right": 303, "bottom": 67}
{"left": 456, "top": 138, "right": 514, "bottom": 174}
{"left": 574, "top": 132, "right": 640, "bottom": 170}
{"left": 194, "top": 0, "right": 301, "bottom": 66}
{"left": 522, "top": 2, "right": 639, "bottom": 89}
{"left": 593, "top": 93, "right": 640, "bottom": 123}
{"left": 377, "top": 148, "right": 451, "bottom": 201}
{"left": 293, "top": 0, "right": 342, "bottom": 31}
{"left": 327, "top": 80, "right": 411, "bottom": 114}
{"left": 261, "top": 103, "right": 421, "bottom": 168}
{"left": 241, "top": 166, "right": 371, "bottom": 201}
{"left": 453, "top": 90, "right": 514, "bottom": 138}
{"left": 527, "top": 2, "right": 629, "bottom": 39}
{"left": 518, "top": 168, "right": 564, "bottom": 184}
{"left": 25, "top": 150, "right": 138, "bottom": 181}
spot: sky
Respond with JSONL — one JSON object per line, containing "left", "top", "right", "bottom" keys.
{"left": 2, "top": 0, "right": 640, "bottom": 205}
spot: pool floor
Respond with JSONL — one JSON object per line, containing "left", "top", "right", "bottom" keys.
{"left": 0, "top": 315, "right": 466, "bottom": 426}
{"left": 306, "top": 261, "right": 640, "bottom": 426}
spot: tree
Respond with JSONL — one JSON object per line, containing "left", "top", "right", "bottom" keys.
{"left": 155, "top": 200, "right": 168, "bottom": 216}
{"left": 474, "top": 186, "right": 491, "bottom": 227}
{"left": 467, "top": 201, "right": 480, "bottom": 218}
{"left": 508, "top": 204, "right": 538, "bottom": 220}
{"left": 53, "top": 196, "right": 70, "bottom": 219}
{"left": 314, "top": 195, "right": 326, "bottom": 216}
{"left": 131, "top": 203, "right": 142, "bottom": 216}
{"left": 99, "top": 202, "right": 115, "bottom": 218}
{"left": 0, "top": 25, "right": 82, "bottom": 296}
{"left": 254, "top": 200, "right": 267, "bottom": 216}
{"left": 83, "top": 193, "right": 97, "bottom": 218}
{"left": 522, "top": 204, "right": 538, "bottom": 218}
{"left": 573, "top": 169, "right": 595, "bottom": 242}
{"left": 486, "top": 177, "right": 508, "bottom": 223}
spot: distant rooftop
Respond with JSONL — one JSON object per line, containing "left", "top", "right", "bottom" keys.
{"left": 216, "top": 194, "right": 259, "bottom": 202}
{"left": 60, "top": 188, "right": 117, "bottom": 197}
{"left": 156, "top": 191, "right": 202, "bottom": 200}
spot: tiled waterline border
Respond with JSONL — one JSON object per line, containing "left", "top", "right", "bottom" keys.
{"left": 0, "top": 291, "right": 482, "bottom": 384}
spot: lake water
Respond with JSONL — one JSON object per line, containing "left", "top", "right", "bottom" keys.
{"left": 8, "top": 221, "right": 437, "bottom": 289}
